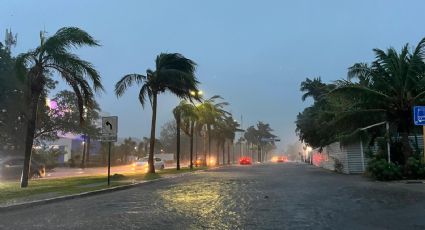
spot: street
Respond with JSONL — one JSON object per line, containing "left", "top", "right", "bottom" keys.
{"left": 1, "top": 163, "right": 425, "bottom": 230}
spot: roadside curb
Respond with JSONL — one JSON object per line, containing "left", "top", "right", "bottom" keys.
{"left": 0, "top": 168, "right": 212, "bottom": 213}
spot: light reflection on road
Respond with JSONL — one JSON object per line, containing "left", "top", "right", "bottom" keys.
{"left": 158, "top": 174, "right": 249, "bottom": 229}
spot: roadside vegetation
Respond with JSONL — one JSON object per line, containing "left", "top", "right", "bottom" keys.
{"left": 0, "top": 166, "right": 207, "bottom": 205}
{"left": 0, "top": 25, "right": 276, "bottom": 197}
{"left": 296, "top": 37, "right": 425, "bottom": 180}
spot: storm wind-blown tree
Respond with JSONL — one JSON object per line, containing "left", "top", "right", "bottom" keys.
{"left": 115, "top": 53, "right": 199, "bottom": 173}
{"left": 196, "top": 95, "right": 229, "bottom": 165}
{"left": 244, "top": 122, "right": 276, "bottom": 162}
{"left": 222, "top": 116, "right": 241, "bottom": 164}
{"left": 0, "top": 42, "right": 25, "bottom": 153}
{"left": 16, "top": 27, "right": 103, "bottom": 187}
{"left": 331, "top": 38, "right": 425, "bottom": 163}
{"left": 175, "top": 100, "right": 199, "bottom": 169}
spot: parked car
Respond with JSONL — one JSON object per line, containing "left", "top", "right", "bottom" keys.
{"left": 239, "top": 156, "right": 252, "bottom": 165}
{"left": 0, "top": 157, "right": 46, "bottom": 180}
{"left": 132, "top": 157, "right": 165, "bottom": 171}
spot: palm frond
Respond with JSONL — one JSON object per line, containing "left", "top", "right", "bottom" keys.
{"left": 43, "top": 27, "right": 99, "bottom": 54}
{"left": 115, "top": 74, "right": 146, "bottom": 97}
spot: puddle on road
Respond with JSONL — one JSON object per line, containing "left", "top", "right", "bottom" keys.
{"left": 158, "top": 177, "right": 252, "bottom": 229}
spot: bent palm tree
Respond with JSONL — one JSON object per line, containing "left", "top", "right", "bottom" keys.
{"left": 115, "top": 53, "right": 199, "bottom": 173}
{"left": 16, "top": 27, "right": 103, "bottom": 187}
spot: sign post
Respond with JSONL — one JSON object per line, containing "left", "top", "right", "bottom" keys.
{"left": 413, "top": 106, "right": 425, "bottom": 162}
{"left": 101, "top": 116, "right": 118, "bottom": 186}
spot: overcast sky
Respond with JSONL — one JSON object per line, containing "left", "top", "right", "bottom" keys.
{"left": 1, "top": 0, "right": 425, "bottom": 150}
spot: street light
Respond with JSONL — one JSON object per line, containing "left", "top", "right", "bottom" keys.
{"left": 190, "top": 90, "right": 203, "bottom": 97}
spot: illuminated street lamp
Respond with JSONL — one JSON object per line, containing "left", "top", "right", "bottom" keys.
{"left": 190, "top": 90, "right": 203, "bottom": 97}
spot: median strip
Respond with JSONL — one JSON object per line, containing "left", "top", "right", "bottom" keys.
{"left": 0, "top": 166, "right": 208, "bottom": 212}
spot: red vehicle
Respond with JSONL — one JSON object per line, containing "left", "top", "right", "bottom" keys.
{"left": 276, "top": 156, "right": 288, "bottom": 163}
{"left": 239, "top": 156, "right": 252, "bottom": 165}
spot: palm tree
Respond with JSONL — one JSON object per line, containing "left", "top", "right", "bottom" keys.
{"left": 222, "top": 116, "right": 241, "bottom": 164}
{"left": 173, "top": 101, "right": 200, "bottom": 170}
{"left": 115, "top": 53, "right": 199, "bottom": 173}
{"left": 175, "top": 101, "right": 199, "bottom": 169}
{"left": 196, "top": 95, "right": 229, "bottom": 165}
{"left": 332, "top": 38, "right": 425, "bottom": 163}
{"left": 300, "top": 77, "right": 334, "bottom": 101}
{"left": 211, "top": 119, "right": 226, "bottom": 165}
{"left": 16, "top": 27, "right": 103, "bottom": 187}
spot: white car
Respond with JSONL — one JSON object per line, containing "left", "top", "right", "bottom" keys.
{"left": 133, "top": 157, "right": 165, "bottom": 171}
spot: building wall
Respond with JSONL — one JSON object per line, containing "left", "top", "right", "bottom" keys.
{"left": 312, "top": 135, "right": 425, "bottom": 174}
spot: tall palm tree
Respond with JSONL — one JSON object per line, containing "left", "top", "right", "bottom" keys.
{"left": 211, "top": 118, "right": 226, "bottom": 165}
{"left": 332, "top": 38, "right": 425, "bottom": 163}
{"left": 115, "top": 53, "right": 199, "bottom": 173}
{"left": 176, "top": 101, "right": 199, "bottom": 169}
{"left": 196, "top": 95, "right": 229, "bottom": 165}
{"left": 16, "top": 27, "right": 103, "bottom": 187}
{"left": 222, "top": 116, "right": 241, "bottom": 164}
{"left": 173, "top": 100, "right": 200, "bottom": 170}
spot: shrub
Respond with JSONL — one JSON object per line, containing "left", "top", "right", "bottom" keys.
{"left": 403, "top": 156, "right": 425, "bottom": 179}
{"left": 334, "top": 158, "right": 344, "bottom": 173}
{"left": 367, "top": 158, "right": 402, "bottom": 181}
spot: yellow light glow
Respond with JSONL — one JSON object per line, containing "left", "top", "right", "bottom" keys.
{"left": 45, "top": 98, "right": 51, "bottom": 108}
{"left": 209, "top": 158, "right": 216, "bottom": 166}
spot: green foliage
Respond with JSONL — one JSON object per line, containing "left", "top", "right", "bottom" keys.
{"left": 296, "top": 37, "right": 425, "bottom": 165}
{"left": 115, "top": 53, "right": 199, "bottom": 173}
{"left": 403, "top": 156, "right": 425, "bottom": 179}
{"left": 32, "top": 147, "right": 64, "bottom": 170}
{"left": 367, "top": 158, "right": 402, "bottom": 181}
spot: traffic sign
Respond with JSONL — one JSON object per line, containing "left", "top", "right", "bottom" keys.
{"left": 101, "top": 116, "right": 118, "bottom": 142}
{"left": 413, "top": 106, "right": 425, "bottom": 125}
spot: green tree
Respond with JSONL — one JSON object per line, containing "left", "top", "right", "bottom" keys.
{"left": 0, "top": 42, "right": 25, "bottom": 154}
{"left": 244, "top": 122, "right": 276, "bottom": 162}
{"left": 16, "top": 27, "right": 103, "bottom": 187}
{"left": 116, "top": 138, "right": 137, "bottom": 163}
{"left": 196, "top": 95, "right": 229, "bottom": 165}
{"left": 173, "top": 100, "right": 200, "bottom": 170}
{"left": 332, "top": 38, "right": 425, "bottom": 163}
{"left": 115, "top": 53, "right": 199, "bottom": 173}
{"left": 222, "top": 116, "right": 241, "bottom": 164}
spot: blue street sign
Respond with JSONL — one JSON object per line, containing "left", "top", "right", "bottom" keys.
{"left": 413, "top": 106, "right": 425, "bottom": 125}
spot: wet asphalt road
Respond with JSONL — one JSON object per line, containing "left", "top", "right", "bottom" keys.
{"left": 1, "top": 163, "right": 425, "bottom": 230}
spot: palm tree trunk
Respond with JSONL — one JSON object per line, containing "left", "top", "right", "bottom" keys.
{"left": 189, "top": 121, "right": 194, "bottom": 169}
{"left": 86, "top": 135, "right": 91, "bottom": 163}
{"left": 176, "top": 112, "right": 181, "bottom": 170}
{"left": 222, "top": 141, "right": 225, "bottom": 165}
{"left": 401, "top": 131, "right": 412, "bottom": 163}
{"left": 257, "top": 145, "right": 261, "bottom": 163}
{"left": 227, "top": 141, "right": 231, "bottom": 165}
{"left": 21, "top": 90, "right": 42, "bottom": 188}
{"left": 203, "top": 127, "right": 207, "bottom": 166}
{"left": 208, "top": 125, "right": 211, "bottom": 166}
{"left": 81, "top": 135, "right": 87, "bottom": 168}
{"left": 216, "top": 141, "right": 220, "bottom": 166}
{"left": 148, "top": 93, "right": 158, "bottom": 173}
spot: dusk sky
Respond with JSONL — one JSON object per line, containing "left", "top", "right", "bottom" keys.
{"left": 2, "top": 0, "right": 425, "bottom": 150}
